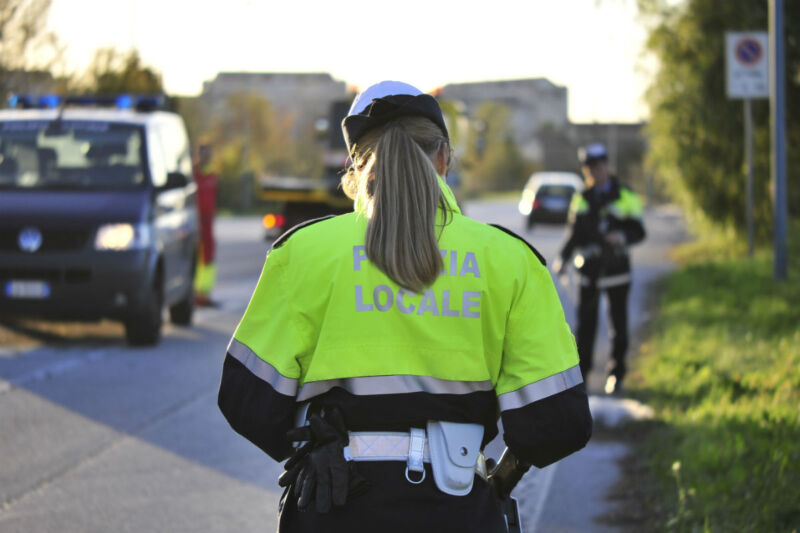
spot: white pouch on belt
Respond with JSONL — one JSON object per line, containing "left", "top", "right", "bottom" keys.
{"left": 426, "top": 421, "right": 484, "bottom": 496}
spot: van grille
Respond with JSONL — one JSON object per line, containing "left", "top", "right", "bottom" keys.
{"left": 0, "top": 267, "right": 92, "bottom": 283}
{"left": 0, "top": 228, "right": 91, "bottom": 252}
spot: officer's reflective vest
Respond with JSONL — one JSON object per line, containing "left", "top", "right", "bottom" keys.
{"left": 226, "top": 178, "right": 581, "bottom": 457}
{"left": 564, "top": 180, "right": 645, "bottom": 288}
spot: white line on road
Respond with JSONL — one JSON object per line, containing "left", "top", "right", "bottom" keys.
{"left": 0, "top": 348, "right": 108, "bottom": 397}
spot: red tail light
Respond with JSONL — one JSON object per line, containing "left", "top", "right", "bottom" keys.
{"left": 263, "top": 214, "right": 287, "bottom": 230}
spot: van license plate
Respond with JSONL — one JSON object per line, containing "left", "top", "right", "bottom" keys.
{"left": 5, "top": 280, "right": 51, "bottom": 299}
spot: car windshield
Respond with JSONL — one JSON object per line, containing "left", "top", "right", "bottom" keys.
{"left": 0, "top": 120, "right": 147, "bottom": 190}
{"left": 538, "top": 184, "right": 575, "bottom": 197}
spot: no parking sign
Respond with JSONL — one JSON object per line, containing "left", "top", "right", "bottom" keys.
{"left": 726, "top": 32, "right": 769, "bottom": 99}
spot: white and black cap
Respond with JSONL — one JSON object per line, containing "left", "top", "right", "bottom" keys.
{"left": 341, "top": 80, "right": 449, "bottom": 154}
{"left": 578, "top": 142, "right": 608, "bottom": 165}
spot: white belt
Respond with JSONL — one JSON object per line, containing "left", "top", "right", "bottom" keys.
{"left": 345, "top": 430, "right": 431, "bottom": 462}
{"left": 579, "top": 272, "right": 631, "bottom": 288}
{"left": 344, "top": 429, "right": 488, "bottom": 485}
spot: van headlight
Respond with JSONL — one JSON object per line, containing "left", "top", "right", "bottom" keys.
{"left": 95, "top": 223, "right": 151, "bottom": 251}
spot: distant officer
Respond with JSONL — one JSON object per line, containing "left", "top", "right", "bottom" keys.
{"left": 218, "top": 81, "right": 592, "bottom": 532}
{"left": 555, "top": 143, "right": 646, "bottom": 394}
{"left": 193, "top": 142, "right": 217, "bottom": 306}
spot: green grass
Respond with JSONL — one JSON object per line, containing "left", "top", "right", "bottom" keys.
{"left": 628, "top": 222, "right": 800, "bottom": 532}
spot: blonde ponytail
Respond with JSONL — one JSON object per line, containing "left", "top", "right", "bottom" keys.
{"left": 342, "top": 116, "right": 450, "bottom": 293}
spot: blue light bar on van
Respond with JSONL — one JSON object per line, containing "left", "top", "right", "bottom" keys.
{"left": 116, "top": 94, "right": 133, "bottom": 109}
{"left": 7, "top": 93, "right": 167, "bottom": 111}
{"left": 39, "top": 94, "right": 61, "bottom": 108}
{"left": 7, "top": 94, "right": 62, "bottom": 109}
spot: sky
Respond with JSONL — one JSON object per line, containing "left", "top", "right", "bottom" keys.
{"left": 47, "top": 0, "right": 655, "bottom": 123}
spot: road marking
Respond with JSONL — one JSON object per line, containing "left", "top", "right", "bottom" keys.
{"left": 0, "top": 348, "right": 107, "bottom": 397}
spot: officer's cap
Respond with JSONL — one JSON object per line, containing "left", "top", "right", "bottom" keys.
{"left": 578, "top": 142, "right": 608, "bottom": 165}
{"left": 342, "top": 80, "right": 449, "bottom": 154}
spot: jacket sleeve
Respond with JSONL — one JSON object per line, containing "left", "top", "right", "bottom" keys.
{"left": 559, "top": 228, "right": 578, "bottom": 265}
{"left": 559, "top": 193, "right": 598, "bottom": 263}
{"left": 496, "top": 246, "right": 592, "bottom": 468}
{"left": 218, "top": 245, "right": 310, "bottom": 462}
{"left": 618, "top": 217, "right": 645, "bottom": 247}
{"left": 616, "top": 190, "right": 646, "bottom": 246}
{"left": 559, "top": 193, "right": 580, "bottom": 262}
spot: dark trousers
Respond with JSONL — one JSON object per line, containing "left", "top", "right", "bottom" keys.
{"left": 278, "top": 462, "right": 507, "bottom": 533}
{"left": 576, "top": 283, "right": 630, "bottom": 381}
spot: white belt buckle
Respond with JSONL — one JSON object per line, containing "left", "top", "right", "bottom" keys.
{"left": 405, "top": 427, "right": 426, "bottom": 484}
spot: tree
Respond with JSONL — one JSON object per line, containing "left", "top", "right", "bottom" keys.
{"left": 81, "top": 48, "right": 163, "bottom": 94}
{"left": 203, "top": 92, "right": 324, "bottom": 208}
{"left": 461, "top": 102, "right": 530, "bottom": 194}
{"left": 639, "top": 0, "right": 800, "bottom": 234}
{"left": 207, "top": 92, "right": 321, "bottom": 177}
{"left": 0, "top": 0, "right": 62, "bottom": 95}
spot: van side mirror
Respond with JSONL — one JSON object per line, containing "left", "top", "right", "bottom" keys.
{"left": 162, "top": 172, "right": 189, "bottom": 190}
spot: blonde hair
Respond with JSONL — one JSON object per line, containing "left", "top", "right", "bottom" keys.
{"left": 342, "top": 116, "right": 451, "bottom": 293}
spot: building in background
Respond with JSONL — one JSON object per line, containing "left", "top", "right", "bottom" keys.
{"left": 196, "top": 72, "right": 655, "bottom": 202}
{"left": 1, "top": 70, "right": 57, "bottom": 99}
{"left": 200, "top": 72, "right": 349, "bottom": 135}
{"left": 439, "top": 78, "right": 569, "bottom": 162}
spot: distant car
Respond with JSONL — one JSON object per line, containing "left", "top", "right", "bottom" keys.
{"left": 518, "top": 171, "right": 584, "bottom": 229}
{"left": 0, "top": 94, "right": 199, "bottom": 346}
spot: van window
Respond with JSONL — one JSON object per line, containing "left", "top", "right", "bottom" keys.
{"left": 146, "top": 126, "right": 168, "bottom": 187}
{"left": 160, "top": 119, "right": 192, "bottom": 177}
{"left": 0, "top": 120, "right": 146, "bottom": 189}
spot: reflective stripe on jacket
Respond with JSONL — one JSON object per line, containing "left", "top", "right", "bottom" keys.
{"left": 219, "top": 177, "right": 592, "bottom": 468}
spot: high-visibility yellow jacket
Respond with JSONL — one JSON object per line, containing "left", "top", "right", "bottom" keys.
{"left": 560, "top": 177, "right": 646, "bottom": 288}
{"left": 219, "top": 178, "right": 592, "bottom": 467}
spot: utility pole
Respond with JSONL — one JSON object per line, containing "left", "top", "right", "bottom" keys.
{"left": 769, "top": 0, "right": 788, "bottom": 281}
{"left": 744, "top": 99, "right": 754, "bottom": 257}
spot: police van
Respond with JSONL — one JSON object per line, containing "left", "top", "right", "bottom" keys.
{"left": 0, "top": 95, "right": 199, "bottom": 345}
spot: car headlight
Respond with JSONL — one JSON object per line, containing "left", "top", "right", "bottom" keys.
{"left": 95, "top": 223, "right": 150, "bottom": 251}
{"left": 518, "top": 190, "right": 535, "bottom": 215}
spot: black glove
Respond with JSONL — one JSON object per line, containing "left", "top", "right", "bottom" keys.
{"left": 277, "top": 407, "right": 369, "bottom": 513}
{"left": 486, "top": 449, "right": 531, "bottom": 500}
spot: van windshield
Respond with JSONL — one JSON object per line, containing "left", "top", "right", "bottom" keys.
{"left": 0, "top": 120, "right": 147, "bottom": 190}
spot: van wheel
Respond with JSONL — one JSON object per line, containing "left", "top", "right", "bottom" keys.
{"left": 125, "top": 282, "right": 163, "bottom": 346}
{"left": 169, "top": 286, "right": 194, "bottom": 326}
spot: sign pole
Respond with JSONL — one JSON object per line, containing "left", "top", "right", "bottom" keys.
{"left": 726, "top": 30, "right": 769, "bottom": 261}
{"left": 769, "top": 0, "right": 788, "bottom": 281}
{"left": 744, "top": 99, "right": 754, "bottom": 257}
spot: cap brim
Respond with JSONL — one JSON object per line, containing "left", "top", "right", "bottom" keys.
{"left": 582, "top": 156, "right": 608, "bottom": 165}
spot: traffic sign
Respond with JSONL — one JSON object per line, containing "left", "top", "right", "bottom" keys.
{"left": 726, "top": 32, "right": 769, "bottom": 99}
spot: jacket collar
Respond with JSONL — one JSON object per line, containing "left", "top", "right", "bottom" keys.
{"left": 583, "top": 176, "right": 620, "bottom": 207}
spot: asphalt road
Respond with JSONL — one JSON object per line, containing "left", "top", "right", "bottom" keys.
{"left": 0, "top": 200, "right": 685, "bottom": 532}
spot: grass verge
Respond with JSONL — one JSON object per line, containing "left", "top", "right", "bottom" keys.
{"left": 626, "top": 222, "right": 800, "bottom": 532}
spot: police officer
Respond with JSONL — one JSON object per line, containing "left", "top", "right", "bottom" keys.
{"left": 218, "top": 81, "right": 592, "bottom": 532}
{"left": 554, "top": 143, "right": 646, "bottom": 394}
{"left": 193, "top": 141, "right": 218, "bottom": 306}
